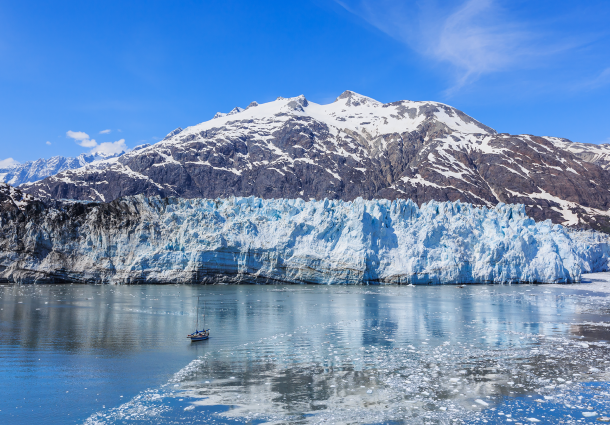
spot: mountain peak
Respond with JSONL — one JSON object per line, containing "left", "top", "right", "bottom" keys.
{"left": 334, "top": 90, "right": 379, "bottom": 107}
{"left": 163, "top": 127, "right": 183, "bottom": 140}
{"left": 227, "top": 107, "right": 245, "bottom": 116}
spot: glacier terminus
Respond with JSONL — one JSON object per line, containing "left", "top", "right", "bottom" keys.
{"left": 1, "top": 183, "right": 608, "bottom": 285}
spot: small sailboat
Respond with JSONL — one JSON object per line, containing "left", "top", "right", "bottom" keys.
{"left": 187, "top": 296, "right": 209, "bottom": 341}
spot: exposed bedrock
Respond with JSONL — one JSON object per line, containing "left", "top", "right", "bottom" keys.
{"left": 1, "top": 184, "right": 609, "bottom": 284}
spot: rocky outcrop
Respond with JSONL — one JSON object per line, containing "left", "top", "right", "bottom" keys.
{"left": 1, "top": 183, "right": 609, "bottom": 284}
{"left": 21, "top": 91, "right": 610, "bottom": 232}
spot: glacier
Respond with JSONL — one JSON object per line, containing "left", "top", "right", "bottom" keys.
{"left": 1, "top": 189, "right": 609, "bottom": 285}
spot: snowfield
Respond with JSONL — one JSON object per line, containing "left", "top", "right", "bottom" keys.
{"left": 1, "top": 192, "right": 609, "bottom": 284}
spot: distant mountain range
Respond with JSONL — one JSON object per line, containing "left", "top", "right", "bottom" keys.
{"left": 17, "top": 90, "right": 610, "bottom": 232}
{"left": 0, "top": 152, "right": 125, "bottom": 187}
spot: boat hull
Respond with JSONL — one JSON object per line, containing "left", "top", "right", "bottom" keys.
{"left": 187, "top": 329, "right": 210, "bottom": 341}
{"left": 189, "top": 336, "right": 209, "bottom": 341}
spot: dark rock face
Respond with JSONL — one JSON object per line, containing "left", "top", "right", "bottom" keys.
{"left": 22, "top": 91, "right": 610, "bottom": 232}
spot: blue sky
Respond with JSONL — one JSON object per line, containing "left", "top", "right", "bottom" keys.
{"left": 1, "top": 0, "right": 609, "bottom": 166}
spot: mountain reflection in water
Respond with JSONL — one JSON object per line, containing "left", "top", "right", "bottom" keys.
{"left": 1, "top": 284, "right": 609, "bottom": 424}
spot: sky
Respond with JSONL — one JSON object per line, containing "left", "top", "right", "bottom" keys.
{"left": 1, "top": 0, "right": 609, "bottom": 166}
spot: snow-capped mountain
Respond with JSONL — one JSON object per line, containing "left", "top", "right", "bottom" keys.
{"left": 0, "top": 152, "right": 124, "bottom": 187}
{"left": 21, "top": 91, "right": 610, "bottom": 232}
{"left": 1, "top": 185, "right": 608, "bottom": 284}
{"left": 544, "top": 137, "right": 610, "bottom": 169}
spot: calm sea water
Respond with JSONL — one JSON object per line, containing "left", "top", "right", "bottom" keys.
{"left": 1, "top": 283, "right": 610, "bottom": 424}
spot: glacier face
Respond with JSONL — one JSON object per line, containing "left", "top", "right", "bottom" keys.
{"left": 1, "top": 188, "right": 609, "bottom": 284}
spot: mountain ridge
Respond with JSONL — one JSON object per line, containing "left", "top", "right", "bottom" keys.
{"left": 0, "top": 151, "right": 124, "bottom": 187}
{"left": 20, "top": 90, "right": 610, "bottom": 232}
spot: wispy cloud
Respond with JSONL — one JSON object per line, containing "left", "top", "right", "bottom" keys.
{"left": 99, "top": 129, "right": 111, "bottom": 134}
{"left": 0, "top": 158, "right": 19, "bottom": 168}
{"left": 67, "top": 130, "right": 128, "bottom": 154}
{"left": 46, "top": 141, "right": 51, "bottom": 145}
{"left": 581, "top": 67, "right": 610, "bottom": 90}
{"left": 335, "top": 0, "right": 588, "bottom": 93}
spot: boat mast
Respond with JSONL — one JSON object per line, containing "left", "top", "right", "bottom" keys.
{"left": 196, "top": 296, "right": 199, "bottom": 330}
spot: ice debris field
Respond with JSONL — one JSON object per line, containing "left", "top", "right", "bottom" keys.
{"left": 82, "top": 285, "right": 610, "bottom": 425}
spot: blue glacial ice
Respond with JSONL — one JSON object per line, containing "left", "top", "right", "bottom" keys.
{"left": 2, "top": 195, "right": 610, "bottom": 284}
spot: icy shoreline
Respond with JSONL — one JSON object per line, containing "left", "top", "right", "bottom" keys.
{"left": 1, "top": 195, "right": 610, "bottom": 284}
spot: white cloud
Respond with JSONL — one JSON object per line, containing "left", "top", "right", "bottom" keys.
{"left": 335, "top": 0, "right": 576, "bottom": 92}
{"left": 67, "top": 130, "right": 97, "bottom": 147}
{"left": 99, "top": 129, "right": 111, "bottom": 134}
{"left": 0, "top": 158, "right": 19, "bottom": 168}
{"left": 66, "top": 130, "right": 90, "bottom": 141}
{"left": 79, "top": 139, "right": 98, "bottom": 148}
{"left": 66, "top": 129, "right": 128, "bottom": 155}
{"left": 46, "top": 141, "right": 51, "bottom": 145}
{"left": 90, "top": 139, "right": 128, "bottom": 155}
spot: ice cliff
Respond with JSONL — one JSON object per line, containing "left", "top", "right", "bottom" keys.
{"left": 1, "top": 188, "right": 609, "bottom": 284}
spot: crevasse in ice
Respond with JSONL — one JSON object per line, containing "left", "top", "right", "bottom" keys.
{"left": 7, "top": 195, "right": 607, "bottom": 284}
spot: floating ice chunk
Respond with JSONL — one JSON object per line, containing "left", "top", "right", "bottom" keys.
{"left": 475, "top": 399, "right": 489, "bottom": 407}
{"left": 582, "top": 412, "right": 598, "bottom": 417}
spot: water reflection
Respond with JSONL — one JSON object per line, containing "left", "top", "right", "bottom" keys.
{"left": 0, "top": 284, "right": 596, "bottom": 424}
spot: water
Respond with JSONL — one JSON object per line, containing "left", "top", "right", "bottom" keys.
{"left": 1, "top": 284, "right": 610, "bottom": 424}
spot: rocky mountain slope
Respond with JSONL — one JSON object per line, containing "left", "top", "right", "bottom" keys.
{"left": 0, "top": 152, "right": 124, "bottom": 187}
{"left": 2, "top": 183, "right": 608, "bottom": 284}
{"left": 21, "top": 91, "right": 610, "bottom": 232}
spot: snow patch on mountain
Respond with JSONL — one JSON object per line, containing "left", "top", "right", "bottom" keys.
{"left": 545, "top": 136, "right": 610, "bottom": 169}
{"left": 0, "top": 183, "right": 37, "bottom": 210}
{"left": 193, "top": 91, "right": 494, "bottom": 147}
